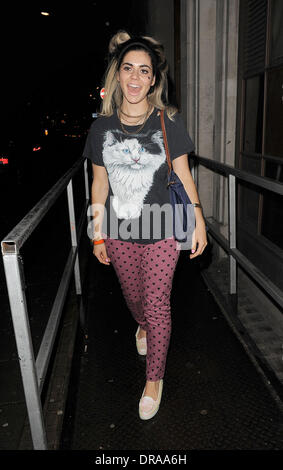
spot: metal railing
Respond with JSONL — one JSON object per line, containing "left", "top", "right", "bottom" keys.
{"left": 1, "top": 156, "right": 90, "bottom": 450}
{"left": 191, "top": 154, "right": 283, "bottom": 310}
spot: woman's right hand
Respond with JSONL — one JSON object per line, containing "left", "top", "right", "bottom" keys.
{"left": 93, "top": 243, "right": 111, "bottom": 265}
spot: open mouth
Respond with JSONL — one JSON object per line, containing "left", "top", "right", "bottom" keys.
{"left": 127, "top": 84, "right": 142, "bottom": 95}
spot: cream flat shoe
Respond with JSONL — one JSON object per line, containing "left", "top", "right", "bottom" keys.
{"left": 139, "top": 379, "right": 163, "bottom": 420}
{"left": 135, "top": 326, "right": 147, "bottom": 355}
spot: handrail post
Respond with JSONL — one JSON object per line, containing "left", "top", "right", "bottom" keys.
{"left": 84, "top": 159, "right": 91, "bottom": 230}
{"left": 2, "top": 252, "right": 47, "bottom": 450}
{"left": 84, "top": 158, "right": 90, "bottom": 201}
{"left": 228, "top": 174, "right": 237, "bottom": 301}
{"left": 191, "top": 156, "right": 199, "bottom": 188}
{"left": 67, "top": 179, "right": 82, "bottom": 295}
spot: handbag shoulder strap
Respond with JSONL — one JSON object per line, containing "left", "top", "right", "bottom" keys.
{"left": 160, "top": 109, "right": 172, "bottom": 173}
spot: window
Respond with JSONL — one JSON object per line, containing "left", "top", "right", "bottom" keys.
{"left": 239, "top": 0, "right": 283, "bottom": 251}
{"left": 243, "top": 75, "right": 264, "bottom": 154}
{"left": 265, "top": 66, "right": 283, "bottom": 157}
{"left": 270, "top": 0, "right": 283, "bottom": 65}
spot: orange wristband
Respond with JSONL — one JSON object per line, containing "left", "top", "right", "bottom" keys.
{"left": 93, "top": 239, "right": 105, "bottom": 245}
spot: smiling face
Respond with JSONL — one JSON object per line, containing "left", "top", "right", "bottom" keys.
{"left": 117, "top": 49, "right": 156, "bottom": 109}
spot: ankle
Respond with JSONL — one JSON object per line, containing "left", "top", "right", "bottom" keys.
{"left": 138, "top": 327, "right": 146, "bottom": 339}
{"left": 144, "top": 380, "right": 161, "bottom": 399}
{"left": 146, "top": 379, "right": 160, "bottom": 388}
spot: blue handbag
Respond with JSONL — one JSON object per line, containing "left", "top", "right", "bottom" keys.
{"left": 160, "top": 110, "right": 197, "bottom": 245}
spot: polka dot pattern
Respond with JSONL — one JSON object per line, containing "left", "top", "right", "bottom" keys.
{"left": 105, "top": 237, "right": 180, "bottom": 381}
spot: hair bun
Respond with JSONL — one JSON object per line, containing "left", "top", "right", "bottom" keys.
{"left": 109, "top": 31, "right": 131, "bottom": 54}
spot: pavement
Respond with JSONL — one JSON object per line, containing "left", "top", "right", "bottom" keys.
{"left": 60, "top": 249, "right": 283, "bottom": 451}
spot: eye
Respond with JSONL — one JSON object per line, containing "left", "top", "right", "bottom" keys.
{"left": 123, "top": 148, "right": 130, "bottom": 154}
{"left": 123, "top": 65, "right": 131, "bottom": 72}
{"left": 141, "top": 69, "right": 149, "bottom": 75}
{"left": 140, "top": 147, "right": 145, "bottom": 153}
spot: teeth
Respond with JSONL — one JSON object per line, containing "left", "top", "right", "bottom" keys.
{"left": 129, "top": 84, "right": 140, "bottom": 88}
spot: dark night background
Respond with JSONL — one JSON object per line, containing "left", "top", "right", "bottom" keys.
{"left": 0, "top": 1, "right": 148, "bottom": 236}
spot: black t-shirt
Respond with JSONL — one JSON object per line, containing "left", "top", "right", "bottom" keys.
{"left": 83, "top": 108, "right": 195, "bottom": 244}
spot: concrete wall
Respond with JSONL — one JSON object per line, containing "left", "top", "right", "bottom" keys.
{"left": 145, "top": 0, "right": 175, "bottom": 83}
{"left": 181, "top": 0, "right": 239, "bottom": 227}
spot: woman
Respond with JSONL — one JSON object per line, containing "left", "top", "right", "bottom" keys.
{"left": 83, "top": 31, "right": 207, "bottom": 420}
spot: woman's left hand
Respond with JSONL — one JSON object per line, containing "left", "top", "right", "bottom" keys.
{"left": 190, "top": 220, "right": 207, "bottom": 259}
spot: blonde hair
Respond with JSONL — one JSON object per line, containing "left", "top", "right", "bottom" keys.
{"left": 100, "top": 30, "right": 177, "bottom": 120}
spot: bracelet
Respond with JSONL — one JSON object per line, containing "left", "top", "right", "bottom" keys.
{"left": 93, "top": 239, "right": 105, "bottom": 245}
{"left": 192, "top": 203, "right": 202, "bottom": 209}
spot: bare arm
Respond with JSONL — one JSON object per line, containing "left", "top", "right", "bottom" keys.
{"left": 90, "top": 163, "right": 110, "bottom": 265}
{"left": 172, "top": 154, "right": 207, "bottom": 258}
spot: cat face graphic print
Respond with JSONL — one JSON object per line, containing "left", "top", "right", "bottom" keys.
{"left": 102, "top": 129, "right": 166, "bottom": 219}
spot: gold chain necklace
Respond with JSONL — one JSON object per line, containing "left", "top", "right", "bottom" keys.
{"left": 118, "top": 106, "right": 152, "bottom": 135}
{"left": 119, "top": 108, "right": 148, "bottom": 119}
{"left": 119, "top": 114, "right": 144, "bottom": 125}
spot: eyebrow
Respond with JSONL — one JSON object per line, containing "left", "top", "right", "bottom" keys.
{"left": 122, "top": 62, "right": 152, "bottom": 69}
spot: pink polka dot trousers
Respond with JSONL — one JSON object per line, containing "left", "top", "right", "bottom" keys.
{"left": 105, "top": 237, "right": 180, "bottom": 382}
